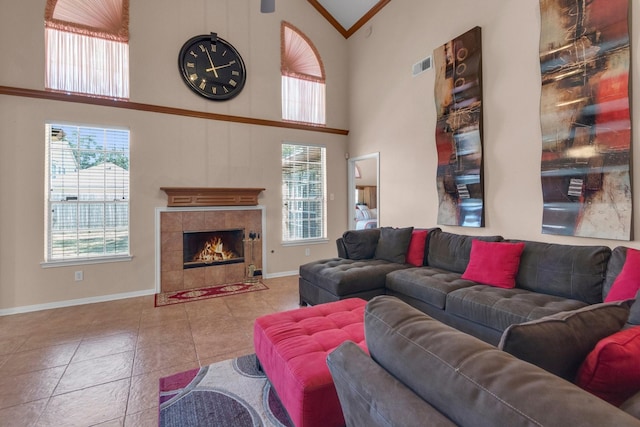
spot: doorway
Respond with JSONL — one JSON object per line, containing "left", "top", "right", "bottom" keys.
{"left": 347, "top": 153, "right": 380, "bottom": 230}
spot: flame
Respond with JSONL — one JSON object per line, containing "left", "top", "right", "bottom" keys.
{"left": 193, "top": 237, "right": 236, "bottom": 263}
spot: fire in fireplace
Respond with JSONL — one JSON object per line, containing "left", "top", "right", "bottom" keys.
{"left": 183, "top": 229, "right": 244, "bottom": 269}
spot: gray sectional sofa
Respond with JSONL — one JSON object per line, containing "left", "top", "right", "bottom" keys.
{"left": 299, "top": 227, "right": 637, "bottom": 345}
{"left": 327, "top": 296, "right": 640, "bottom": 427}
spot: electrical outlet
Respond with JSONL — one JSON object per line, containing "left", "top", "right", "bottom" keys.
{"left": 305, "top": 248, "right": 310, "bottom": 256}
{"left": 74, "top": 271, "right": 83, "bottom": 281}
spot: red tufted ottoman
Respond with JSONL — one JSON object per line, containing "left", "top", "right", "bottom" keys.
{"left": 254, "top": 298, "right": 367, "bottom": 427}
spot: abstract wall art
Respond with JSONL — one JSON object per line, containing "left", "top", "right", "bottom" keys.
{"left": 539, "top": 0, "right": 631, "bottom": 240}
{"left": 434, "top": 26, "right": 484, "bottom": 227}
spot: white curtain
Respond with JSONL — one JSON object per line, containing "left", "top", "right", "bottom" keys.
{"left": 46, "top": 28, "right": 129, "bottom": 99}
{"left": 281, "top": 76, "right": 326, "bottom": 125}
{"left": 45, "top": 0, "right": 129, "bottom": 99}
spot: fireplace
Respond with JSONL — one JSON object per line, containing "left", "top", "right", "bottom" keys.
{"left": 183, "top": 229, "right": 244, "bottom": 269}
{"left": 156, "top": 204, "right": 264, "bottom": 293}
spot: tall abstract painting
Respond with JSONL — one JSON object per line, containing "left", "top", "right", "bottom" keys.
{"left": 539, "top": 0, "right": 631, "bottom": 240}
{"left": 434, "top": 27, "right": 484, "bottom": 227}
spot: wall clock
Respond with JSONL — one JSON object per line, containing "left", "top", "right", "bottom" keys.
{"left": 178, "top": 33, "right": 247, "bottom": 101}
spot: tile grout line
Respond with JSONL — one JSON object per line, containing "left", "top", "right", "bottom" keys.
{"left": 123, "top": 306, "right": 144, "bottom": 420}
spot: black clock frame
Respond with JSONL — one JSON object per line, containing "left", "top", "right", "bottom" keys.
{"left": 178, "top": 33, "right": 247, "bottom": 101}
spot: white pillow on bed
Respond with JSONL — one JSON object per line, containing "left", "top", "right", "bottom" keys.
{"left": 356, "top": 205, "right": 371, "bottom": 219}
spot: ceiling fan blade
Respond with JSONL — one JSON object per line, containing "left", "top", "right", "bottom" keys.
{"left": 261, "top": 0, "right": 275, "bottom": 13}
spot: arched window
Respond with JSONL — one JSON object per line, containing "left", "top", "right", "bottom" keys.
{"left": 281, "top": 22, "right": 326, "bottom": 126}
{"left": 45, "top": 0, "right": 130, "bottom": 99}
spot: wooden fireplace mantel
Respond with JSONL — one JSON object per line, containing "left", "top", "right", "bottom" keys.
{"left": 160, "top": 187, "right": 265, "bottom": 207}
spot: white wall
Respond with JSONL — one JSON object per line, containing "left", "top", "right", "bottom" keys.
{"left": 0, "top": 0, "right": 349, "bottom": 311}
{"left": 348, "top": 0, "right": 640, "bottom": 249}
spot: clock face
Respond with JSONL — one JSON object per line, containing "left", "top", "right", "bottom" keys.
{"left": 178, "top": 34, "right": 247, "bottom": 101}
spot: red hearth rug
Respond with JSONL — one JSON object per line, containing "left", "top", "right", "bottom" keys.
{"left": 155, "top": 281, "right": 268, "bottom": 307}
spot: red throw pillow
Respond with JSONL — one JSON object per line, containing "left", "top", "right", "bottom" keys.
{"left": 576, "top": 326, "right": 640, "bottom": 407}
{"left": 405, "top": 229, "right": 429, "bottom": 266}
{"left": 461, "top": 240, "right": 525, "bottom": 288}
{"left": 606, "top": 248, "right": 640, "bottom": 302}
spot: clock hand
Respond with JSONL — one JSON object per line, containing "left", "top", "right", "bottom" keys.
{"left": 205, "top": 61, "right": 236, "bottom": 72}
{"left": 204, "top": 49, "right": 219, "bottom": 78}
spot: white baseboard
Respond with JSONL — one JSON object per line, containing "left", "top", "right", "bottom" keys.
{"left": 0, "top": 288, "right": 156, "bottom": 317}
{"left": 1, "top": 270, "right": 299, "bottom": 316}
{"left": 0, "top": 270, "right": 299, "bottom": 316}
{"left": 264, "top": 270, "right": 298, "bottom": 279}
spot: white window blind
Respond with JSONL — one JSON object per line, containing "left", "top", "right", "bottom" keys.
{"left": 45, "top": 124, "right": 130, "bottom": 262}
{"left": 282, "top": 144, "right": 326, "bottom": 242}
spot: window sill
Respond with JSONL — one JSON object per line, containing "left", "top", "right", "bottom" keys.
{"left": 41, "top": 255, "right": 133, "bottom": 268}
{"left": 281, "top": 239, "right": 329, "bottom": 247}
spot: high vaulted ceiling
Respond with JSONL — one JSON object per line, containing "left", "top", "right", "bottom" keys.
{"left": 307, "top": 0, "right": 390, "bottom": 38}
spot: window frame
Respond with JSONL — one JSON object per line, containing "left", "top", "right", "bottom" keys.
{"left": 43, "top": 123, "right": 132, "bottom": 267}
{"left": 281, "top": 142, "right": 328, "bottom": 245}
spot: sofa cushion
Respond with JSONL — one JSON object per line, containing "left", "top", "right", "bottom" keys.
{"left": 576, "top": 326, "right": 640, "bottom": 406}
{"left": 427, "top": 230, "right": 503, "bottom": 274}
{"left": 446, "top": 285, "right": 588, "bottom": 333}
{"left": 386, "top": 267, "right": 476, "bottom": 310}
{"left": 499, "top": 301, "right": 630, "bottom": 381}
{"left": 299, "top": 258, "right": 410, "bottom": 297}
{"left": 374, "top": 226, "right": 413, "bottom": 263}
{"left": 511, "top": 240, "right": 611, "bottom": 304}
{"left": 364, "top": 296, "right": 640, "bottom": 427}
{"left": 341, "top": 229, "right": 380, "bottom": 260}
{"left": 606, "top": 248, "right": 640, "bottom": 302}
{"left": 405, "top": 229, "right": 429, "bottom": 266}
{"left": 461, "top": 240, "right": 525, "bottom": 288}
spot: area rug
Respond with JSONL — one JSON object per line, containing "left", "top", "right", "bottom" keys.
{"left": 159, "top": 354, "right": 293, "bottom": 427}
{"left": 155, "top": 282, "right": 268, "bottom": 307}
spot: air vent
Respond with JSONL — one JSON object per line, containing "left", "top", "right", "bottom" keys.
{"left": 412, "top": 55, "right": 432, "bottom": 76}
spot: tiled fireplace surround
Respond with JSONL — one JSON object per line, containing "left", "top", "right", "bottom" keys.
{"left": 156, "top": 206, "right": 264, "bottom": 293}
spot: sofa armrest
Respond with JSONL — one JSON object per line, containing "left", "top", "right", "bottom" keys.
{"left": 327, "top": 341, "right": 456, "bottom": 427}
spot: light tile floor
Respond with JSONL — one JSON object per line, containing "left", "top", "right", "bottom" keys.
{"left": 0, "top": 276, "right": 300, "bottom": 427}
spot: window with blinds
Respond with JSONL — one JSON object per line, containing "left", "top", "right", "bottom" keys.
{"left": 282, "top": 143, "right": 327, "bottom": 242}
{"left": 45, "top": 124, "right": 130, "bottom": 262}
{"left": 281, "top": 22, "right": 326, "bottom": 126}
